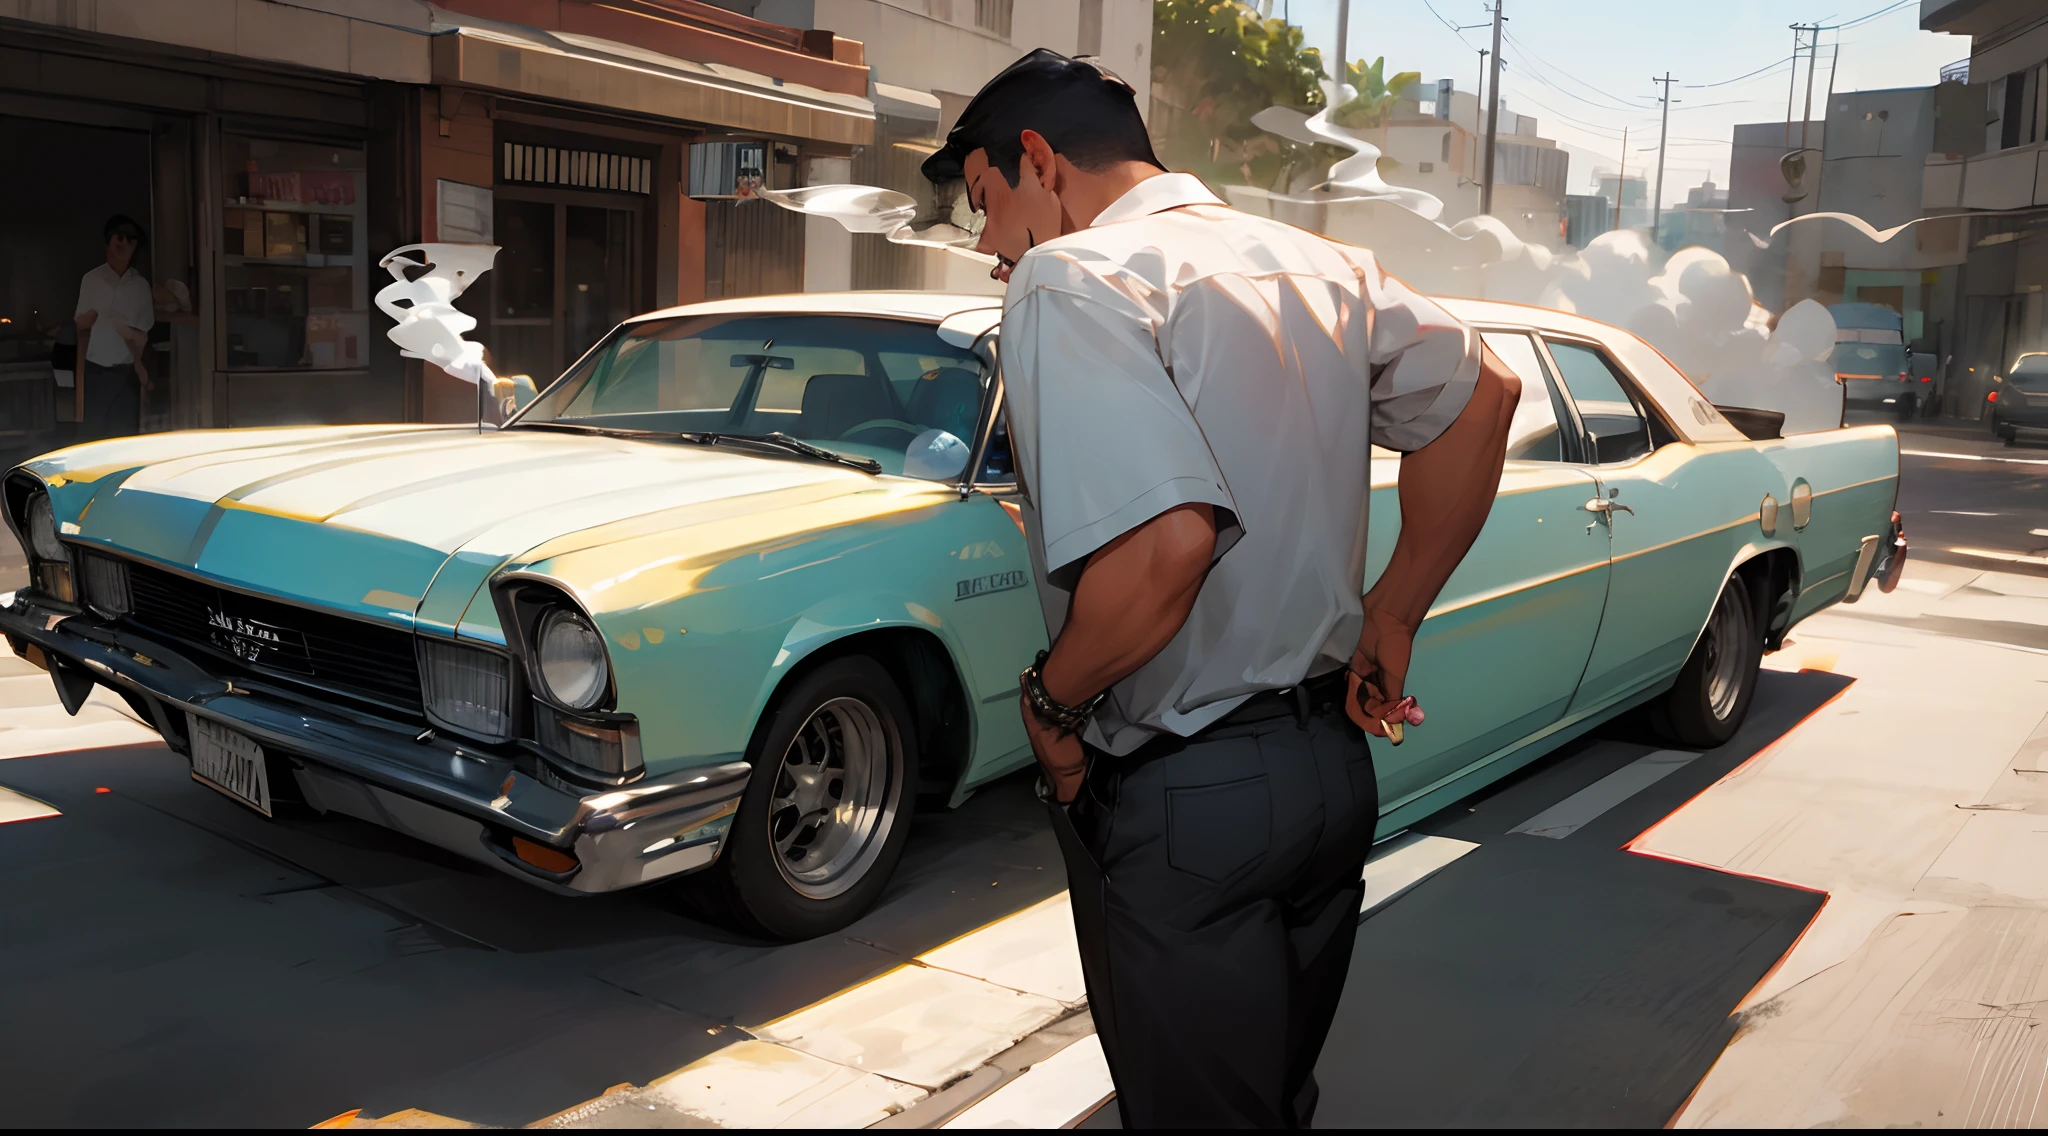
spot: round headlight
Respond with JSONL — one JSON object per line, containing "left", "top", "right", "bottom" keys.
{"left": 536, "top": 608, "right": 609, "bottom": 710}
{"left": 25, "top": 494, "right": 66, "bottom": 563}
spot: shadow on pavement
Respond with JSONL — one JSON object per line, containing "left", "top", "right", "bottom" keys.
{"left": 1313, "top": 669, "right": 1849, "bottom": 1128}
{"left": 0, "top": 745, "right": 1059, "bottom": 1127}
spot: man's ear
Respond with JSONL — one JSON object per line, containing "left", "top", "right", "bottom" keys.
{"left": 1018, "top": 129, "right": 1059, "bottom": 193}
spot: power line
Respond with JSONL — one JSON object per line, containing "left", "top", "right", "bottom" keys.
{"left": 1500, "top": 28, "right": 1652, "bottom": 113}
{"left": 1686, "top": 56, "right": 1797, "bottom": 89}
{"left": 1838, "top": 0, "right": 1915, "bottom": 30}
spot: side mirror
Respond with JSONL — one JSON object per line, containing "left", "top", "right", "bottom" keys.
{"left": 508, "top": 375, "right": 539, "bottom": 410}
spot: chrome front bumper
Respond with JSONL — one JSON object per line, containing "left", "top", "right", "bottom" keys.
{"left": 0, "top": 592, "right": 748, "bottom": 895}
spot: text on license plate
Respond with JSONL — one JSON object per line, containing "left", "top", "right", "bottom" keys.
{"left": 187, "top": 714, "right": 272, "bottom": 816}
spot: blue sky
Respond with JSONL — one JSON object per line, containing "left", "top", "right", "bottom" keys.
{"left": 1261, "top": 0, "right": 1966, "bottom": 206}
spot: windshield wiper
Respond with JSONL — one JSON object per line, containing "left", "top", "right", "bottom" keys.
{"left": 679, "top": 431, "right": 882, "bottom": 474}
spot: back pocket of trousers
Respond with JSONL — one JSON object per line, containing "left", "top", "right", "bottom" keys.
{"left": 1166, "top": 775, "right": 1271, "bottom": 883}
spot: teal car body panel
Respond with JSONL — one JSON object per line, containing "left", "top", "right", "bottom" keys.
{"left": 1, "top": 291, "right": 1901, "bottom": 891}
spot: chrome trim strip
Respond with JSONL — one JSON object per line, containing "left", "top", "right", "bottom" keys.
{"left": 1841, "top": 536, "right": 1883, "bottom": 603}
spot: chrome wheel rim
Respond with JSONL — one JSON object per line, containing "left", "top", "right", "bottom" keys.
{"left": 768, "top": 696, "right": 901, "bottom": 900}
{"left": 1703, "top": 586, "right": 1755, "bottom": 721}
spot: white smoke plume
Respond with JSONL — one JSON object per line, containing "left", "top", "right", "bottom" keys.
{"left": 1223, "top": 189, "right": 1844, "bottom": 434}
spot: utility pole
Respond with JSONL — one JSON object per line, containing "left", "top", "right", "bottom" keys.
{"left": 1651, "top": 72, "right": 1677, "bottom": 235}
{"left": 1477, "top": 48, "right": 1488, "bottom": 131}
{"left": 1481, "top": 1, "right": 1505, "bottom": 215}
{"left": 1799, "top": 27, "right": 1820, "bottom": 152}
{"left": 1613, "top": 125, "right": 1628, "bottom": 232}
{"left": 1784, "top": 25, "right": 1805, "bottom": 148}
{"left": 1335, "top": 0, "right": 1349, "bottom": 84}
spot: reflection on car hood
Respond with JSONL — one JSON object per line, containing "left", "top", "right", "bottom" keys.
{"left": 23, "top": 425, "right": 942, "bottom": 631}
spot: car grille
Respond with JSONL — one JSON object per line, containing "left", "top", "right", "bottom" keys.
{"left": 124, "top": 560, "right": 424, "bottom": 717}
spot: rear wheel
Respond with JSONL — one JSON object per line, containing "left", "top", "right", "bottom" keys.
{"left": 1650, "top": 575, "right": 1763, "bottom": 748}
{"left": 694, "top": 656, "right": 917, "bottom": 940}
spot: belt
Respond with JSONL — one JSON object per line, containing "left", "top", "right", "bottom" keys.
{"left": 1202, "top": 669, "right": 1350, "bottom": 733}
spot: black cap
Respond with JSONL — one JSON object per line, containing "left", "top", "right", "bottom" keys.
{"left": 921, "top": 49, "right": 1152, "bottom": 185}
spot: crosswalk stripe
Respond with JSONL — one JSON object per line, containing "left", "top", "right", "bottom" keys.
{"left": 0, "top": 784, "right": 59, "bottom": 825}
{"left": 1511, "top": 750, "right": 1699, "bottom": 840}
{"left": 1362, "top": 832, "right": 1479, "bottom": 916}
{"left": 941, "top": 1033, "right": 1115, "bottom": 1129}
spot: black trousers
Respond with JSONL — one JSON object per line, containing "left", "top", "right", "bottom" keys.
{"left": 1047, "top": 695, "right": 1378, "bottom": 1128}
{"left": 82, "top": 361, "right": 140, "bottom": 439}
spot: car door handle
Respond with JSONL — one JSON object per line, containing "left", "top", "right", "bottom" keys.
{"left": 1583, "top": 498, "right": 1636, "bottom": 517}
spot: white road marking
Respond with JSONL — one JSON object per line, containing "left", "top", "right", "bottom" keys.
{"left": 753, "top": 965, "right": 1065, "bottom": 1091}
{"left": 919, "top": 893, "right": 1087, "bottom": 1004}
{"left": 633, "top": 1040, "right": 927, "bottom": 1128}
{"left": 1902, "top": 449, "right": 2048, "bottom": 466}
{"left": 0, "top": 785, "right": 59, "bottom": 825}
{"left": 1947, "top": 546, "right": 2048, "bottom": 567}
{"left": 941, "top": 1033, "right": 1114, "bottom": 1130}
{"left": 1512, "top": 750, "right": 1699, "bottom": 840}
{"left": 1362, "top": 832, "right": 1479, "bottom": 916}
{"left": 1928, "top": 510, "right": 2000, "bottom": 516}
{"left": 2032, "top": 529, "right": 2048, "bottom": 538}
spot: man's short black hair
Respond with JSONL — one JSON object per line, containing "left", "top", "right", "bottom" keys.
{"left": 103, "top": 215, "right": 146, "bottom": 245}
{"left": 922, "top": 49, "right": 1163, "bottom": 188}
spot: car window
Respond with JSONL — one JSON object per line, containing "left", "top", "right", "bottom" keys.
{"left": 979, "top": 410, "right": 1016, "bottom": 485}
{"left": 754, "top": 346, "right": 870, "bottom": 411}
{"left": 514, "top": 314, "right": 991, "bottom": 481}
{"left": 1545, "top": 340, "right": 1654, "bottom": 464}
{"left": 1480, "top": 331, "right": 1569, "bottom": 462}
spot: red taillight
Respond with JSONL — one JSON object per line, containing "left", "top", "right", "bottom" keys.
{"left": 1989, "top": 390, "right": 2000, "bottom": 402}
{"left": 1920, "top": 375, "right": 1931, "bottom": 382}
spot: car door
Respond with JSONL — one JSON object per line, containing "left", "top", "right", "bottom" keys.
{"left": 1541, "top": 336, "right": 1726, "bottom": 714}
{"left": 1366, "top": 329, "right": 1611, "bottom": 813}
{"left": 951, "top": 377, "right": 1049, "bottom": 791}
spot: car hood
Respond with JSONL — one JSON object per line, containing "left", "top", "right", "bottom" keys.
{"left": 25, "top": 425, "right": 934, "bottom": 633}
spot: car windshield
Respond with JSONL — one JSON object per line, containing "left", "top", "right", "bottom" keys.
{"left": 1832, "top": 342, "right": 1906, "bottom": 377}
{"left": 511, "top": 314, "right": 991, "bottom": 481}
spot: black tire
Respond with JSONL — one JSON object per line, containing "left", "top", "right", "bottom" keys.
{"left": 1896, "top": 394, "right": 1917, "bottom": 422}
{"left": 1650, "top": 574, "right": 1764, "bottom": 748}
{"left": 695, "top": 655, "right": 917, "bottom": 940}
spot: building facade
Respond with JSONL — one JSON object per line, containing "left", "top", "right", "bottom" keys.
{"left": 1920, "top": 0, "right": 2048, "bottom": 414}
{"left": 0, "top": 0, "right": 876, "bottom": 467}
{"left": 1372, "top": 83, "right": 1570, "bottom": 250}
{"left": 714, "top": 0, "right": 1155, "bottom": 297}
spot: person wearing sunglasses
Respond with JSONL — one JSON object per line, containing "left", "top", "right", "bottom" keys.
{"left": 923, "top": 49, "right": 1520, "bottom": 1128}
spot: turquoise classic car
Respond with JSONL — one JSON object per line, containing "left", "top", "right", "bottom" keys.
{"left": 1, "top": 292, "right": 1906, "bottom": 938}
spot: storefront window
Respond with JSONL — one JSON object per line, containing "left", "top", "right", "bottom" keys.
{"left": 220, "top": 135, "right": 367, "bottom": 370}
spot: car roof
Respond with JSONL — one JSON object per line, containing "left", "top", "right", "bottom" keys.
{"left": 626, "top": 291, "right": 1745, "bottom": 444}
{"left": 629, "top": 290, "right": 1003, "bottom": 325}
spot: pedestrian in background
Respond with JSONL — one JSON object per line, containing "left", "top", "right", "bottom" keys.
{"left": 922, "top": 50, "right": 1520, "bottom": 1128}
{"left": 73, "top": 214, "right": 155, "bottom": 439}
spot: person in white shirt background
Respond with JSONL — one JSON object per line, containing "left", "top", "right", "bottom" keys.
{"left": 73, "top": 214, "right": 156, "bottom": 439}
{"left": 922, "top": 51, "right": 1520, "bottom": 1128}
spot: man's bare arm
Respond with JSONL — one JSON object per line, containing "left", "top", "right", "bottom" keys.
{"left": 1348, "top": 348, "right": 1520, "bottom": 734}
{"left": 1020, "top": 503, "right": 1217, "bottom": 802}
{"left": 1039, "top": 503, "right": 1217, "bottom": 706}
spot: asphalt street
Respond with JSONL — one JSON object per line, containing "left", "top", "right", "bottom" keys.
{"left": 1, "top": 417, "right": 2043, "bottom": 1127}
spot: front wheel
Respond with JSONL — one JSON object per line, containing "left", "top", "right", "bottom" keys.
{"left": 1896, "top": 394, "right": 1918, "bottom": 422}
{"left": 696, "top": 656, "right": 917, "bottom": 940}
{"left": 1650, "top": 576, "right": 1763, "bottom": 748}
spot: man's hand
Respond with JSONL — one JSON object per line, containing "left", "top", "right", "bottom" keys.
{"left": 1346, "top": 607, "right": 1425, "bottom": 738}
{"left": 1349, "top": 345, "right": 1520, "bottom": 741}
{"left": 1020, "top": 694, "right": 1087, "bottom": 803}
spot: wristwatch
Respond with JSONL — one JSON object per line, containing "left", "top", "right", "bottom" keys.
{"left": 1020, "top": 650, "right": 1106, "bottom": 735}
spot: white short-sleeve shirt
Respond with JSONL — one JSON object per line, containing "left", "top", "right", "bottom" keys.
{"left": 1002, "top": 173, "right": 1481, "bottom": 755}
{"left": 75, "top": 263, "right": 156, "bottom": 368}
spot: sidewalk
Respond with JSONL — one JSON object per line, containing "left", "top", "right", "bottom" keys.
{"left": 1649, "top": 559, "right": 2048, "bottom": 1127}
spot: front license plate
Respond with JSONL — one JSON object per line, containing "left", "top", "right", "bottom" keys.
{"left": 187, "top": 714, "right": 272, "bottom": 816}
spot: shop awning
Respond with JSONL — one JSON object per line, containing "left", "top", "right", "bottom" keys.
{"left": 428, "top": 11, "right": 874, "bottom": 147}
